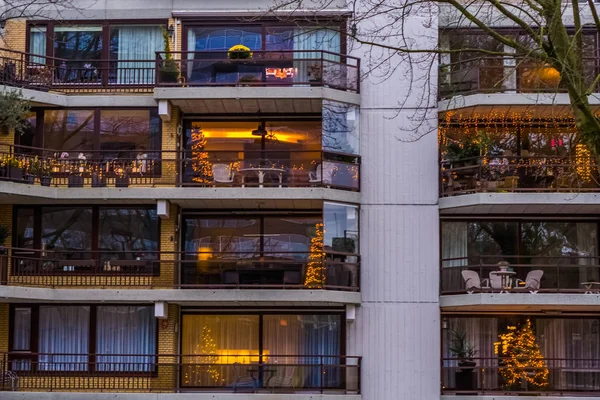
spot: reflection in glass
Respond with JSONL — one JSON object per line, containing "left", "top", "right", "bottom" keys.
{"left": 99, "top": 109, "right": 161, "bottom": 157}
{"left": 54, "top": 26, "right": 102, "bottom": 83}
{"left": 98, "top": 208, "right": 159, "bottom": 258}
{"left": 15, "top": 208, "right": 35, "bottom": 249}
{"left": 43, "top": 110, "right": 95, "bottom": 152}
{"left": 323, "top": 202, "right": 359, "bottom": 253}
{"left": 41, "top": 207, "right": 93, "bottom": 255}
{"left": 323, "top": 101, "right": 359, "bottom": 155}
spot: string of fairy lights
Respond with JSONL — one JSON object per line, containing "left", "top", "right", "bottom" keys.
{"left": 304, "top": 222, "right": 325, "bottom": 288}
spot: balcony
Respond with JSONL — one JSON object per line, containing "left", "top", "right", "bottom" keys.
{"left": 0, "top": 353, "right": 361, "bottom": 394}
{"left": 0, "top": 48, "right": 359, "bottom": 94}
{"left": 442, "top": 357, "right": 600, "bottom": 395}
{"left": 440, "top": 156, "right": 598, "bottom": 197}
{"left": 0, "top": 248, "right": 360, "bottom": 291}
{"left": 442, "top": 255, "right": 600, "bottom": 295}
{"left": 439, "top": 57, "right": 598, "bottom": 98}
{"left": 0, "top": 146, "right": 360, "bottom": 191}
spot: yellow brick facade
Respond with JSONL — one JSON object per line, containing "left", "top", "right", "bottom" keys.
{"left": 3, "top": 19, "right": 27, "bottom": 52}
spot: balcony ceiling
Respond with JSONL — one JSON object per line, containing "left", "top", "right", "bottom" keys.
{"left": 441, "top": 294, "right": 600, "bottom": 313}
{"left": 170, "top": 98, "right": 324, "bottom": 114}
{"left": 439, "top": 193, "right": 600, "bottom": 215}
{"left": 439, "top": 93, "right": 600, "bottom": 115}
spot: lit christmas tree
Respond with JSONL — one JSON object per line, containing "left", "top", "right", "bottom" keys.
{"left": 304, "top": 222, "right": 325, "bottom": 288}
{"left": 494, "top": 319, "right": 549, "bottom": 390}
{"left": 183, "top": 325, "right": 221, "bottom": 385}
{"left": 190, "top": 128, "right": 212, "bottom": 184}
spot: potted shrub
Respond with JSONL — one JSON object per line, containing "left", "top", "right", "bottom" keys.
{"left": 92, "top": 167, "right": 107, "bottom": 187}
{"left": 227, "top": 44, "right": 252, "bottom": 60}
{"left": 449, "top": 330, "right": 477, "bottom": 390}
{"left": 40, "top": 161, "right": 52, "bottom": 187}
{"left": 4, "top": 156, "right": 23, "bottom": 182}
{"left": 115, "top": 168, "right": 130, "bottom": 188}
{"left": 158, "top": 28, "right": 180, "bottom": 83}
{"left": 25, "top": 156, "right": 41, "bottom": 185}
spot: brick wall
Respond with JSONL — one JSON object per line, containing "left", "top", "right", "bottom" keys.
{"left": 3, "top": 19, "right": 27, "bottom": 52}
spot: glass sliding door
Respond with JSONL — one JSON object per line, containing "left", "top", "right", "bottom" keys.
{"left": 181, "top": 312, "right": 343, "bottom": 389}
{"left": 54, "top": 26, "right": 103, "bottom": 83}
{"left": 109, "top": 25, "right": 164, "bottom": 84}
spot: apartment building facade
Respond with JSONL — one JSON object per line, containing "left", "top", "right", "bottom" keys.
{"left": 439, "top": 6, "right": 600, "bottom": 399}
{"left": 0, "top": 1, "right": 440, "bottom": 399}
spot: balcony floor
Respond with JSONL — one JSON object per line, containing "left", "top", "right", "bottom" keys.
{"left": 0, "top": 286, "right": 361, "bottom": 305}
{"left": 440, "top": 293, "right": 600, "bottom": 312}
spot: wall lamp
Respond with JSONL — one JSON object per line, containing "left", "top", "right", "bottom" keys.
{"left": 167, "top": 24, "right": 175, "bottom": 40}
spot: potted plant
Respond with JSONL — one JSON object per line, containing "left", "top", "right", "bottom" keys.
{"left": 115, "top": 168, "right": 130, "bottom": 188}
{"left": 158, "top": 28, "right": 180, "bottom": 84}
{"left": 40, "top": 160, "right": 52, "bottom": 187}
{"left": 25, "top": 156, "right": 42, "bottom": 185}
{"left": 308, "top": 63, "right": 323, "bottom": 83}
{"left": 449, "top": 330, "right": 477, "bottom": 390}
{"left": 227, "top": 44, "right": 252, "bottom": 60}
{"left": 237, "top": 75, "right": 260, "bottom": 86}
{"left": 4, "top": 156, "right": 23, "bottom": 182}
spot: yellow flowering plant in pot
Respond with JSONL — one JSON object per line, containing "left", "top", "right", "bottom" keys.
{"left": 228, "top": 44, "right": 252, "bottom": 60}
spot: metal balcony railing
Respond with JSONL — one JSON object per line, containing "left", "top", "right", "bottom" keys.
{"left": 441, "top": 255, "right": 600, "bottom": 294}
{"left": 440, "top": 156, "right": 599, "bottom": 196}
{"left": 0, "top": 352, "right": 361, "bottom": 393}
{"left": 0, "top": 48, "right": 360, "bottom": 93}
{"left": 0, "top": 145, "right": 360, "bottom": 191}
{"left": 442, "top": 357, "right": 600, "bottom": 395}
{"left": 0, "top": 248, "right": 360, "bottom": 291}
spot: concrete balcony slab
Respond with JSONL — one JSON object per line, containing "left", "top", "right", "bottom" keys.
{"left": 440, "top": 293, "right": 600, "bottom": 312}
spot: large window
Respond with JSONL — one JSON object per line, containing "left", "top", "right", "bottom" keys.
{"left": 11, "top": 305, "right": 156, "bottom": 372}
{"left": 442, "top": 315, "right": 600, "bottom": 392}
{"left": 14, "top": 206, "right": 159, "bottom": 259}
{"left": 181, "top": 312, "right": 342, "bottom": 388}
{"left": 18, "top": 108, "right": 161, "bottom": 156}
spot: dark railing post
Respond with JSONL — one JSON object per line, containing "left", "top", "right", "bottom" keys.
{"left": 357, "top": 357, "right": 361, "bottom": 394}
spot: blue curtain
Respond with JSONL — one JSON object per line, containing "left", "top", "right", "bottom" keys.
{"left": 96, "top": 306, "right": 156, "bottom": 372}
{"left": 38, "top": 306, "right": 90, "bottom": 371}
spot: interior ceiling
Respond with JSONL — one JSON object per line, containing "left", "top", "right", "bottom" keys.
{"left": 439, "top": 202, "right": 600, "bottom": 215}
{"left": 171, "top": 98, "right": 323, "bottom": 114}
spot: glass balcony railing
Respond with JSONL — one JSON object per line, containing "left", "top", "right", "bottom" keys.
{"left": 0, "top": 248, "right": 360, "bottom": 291}
{"left": 440, "top": 156, "right": 599, "bottom": 196}
{"left": 0, "top": 48, "right": 360, "bottom": 93}
{"left": 0, "top": 146, "right": 360, "bottom": 191}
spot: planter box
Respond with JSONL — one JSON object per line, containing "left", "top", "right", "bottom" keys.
{"left": 92, "top": 175, "right": 107, "bottom": 188}
{"left": 8, "top": 166, "right": 23, "bottom": 182}
{"left": 24, "top": 174, "right": 35, "bottom": 185}
{"left": 40, "top": 176, "right": 52, "bottom": 187}
{"left": 115, "top": 175, "right": 130, "bottom": 188}
{"left": 68, "top": 175, "right": 84, "bottom": 188}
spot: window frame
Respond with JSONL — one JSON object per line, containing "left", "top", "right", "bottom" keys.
{"left": 8, "top": 304, "right": 159, "bottom": 375}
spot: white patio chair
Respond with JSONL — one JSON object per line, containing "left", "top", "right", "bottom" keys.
{"left": 212, "top": 164, "right": 235, "bottom": 186}
{"left": 309, "top": 162, "right": 336, "bottom": 185}
{"left": 515, "top": 270, "right": 543, "bottom": 294}
{"left": 461, "top": 270, "right": 489, "bottom": 294}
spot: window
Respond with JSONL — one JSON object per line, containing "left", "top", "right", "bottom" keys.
{"left": 96, "top": 306, "right": 156, "bottom": 371}
{"left": 324, "top": 203, "right": 359, "bottom": 253}
{"left": 11, "top": 305, "right": 156, "bottom": 372}
{"left": 54, "top": 26, "right": 103, "bottom": 82}
{"left": 15, "top": 206, "right": 159, "bottom": 259}
{"left": 181, "top": 312, "right": 342, "bottom": 388}
{"left": 44, "top": 110, "right": 95, "bottom": 152}
{"left": 99, "top": 110, "right": 161, "bottom": 156}
{"left": 109, "top": 25, "right": 164, "bottom": 84}
{"left": 30, "top": 26, "right": 47, "bottom": 64}
{"left": 38, "top": 306, "right": 90, "bottom": 371}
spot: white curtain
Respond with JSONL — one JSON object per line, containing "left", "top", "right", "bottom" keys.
{"left": 96, "top": 306, "right": 156, "bottom": 372}
{"left": 11, "top": 308, "right": 32, "bottom": 371}
{"left": 441, "top": 222, "right": 468, "bottom": 292}
{"left": 116, "top": 25, "right": 164, "bottom": 84}
{"left": 38, "top": 306, "right": 90, "bottom": 371}
{"left": 577, "top": 223, "right": 598, "bottom": 284}
{"left": 30, "top": 27, "right": 47, "bottom": 65}
{"left": 293, "top": 28, "right": 341, "bottom": 85}
{"left": 187, "top": 29, "right": 197, "bottom": 81}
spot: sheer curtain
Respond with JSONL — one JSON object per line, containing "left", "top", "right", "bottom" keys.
{"left": 12, "top": 308, "right": 31, "bottom": 371}
{"left": 187, "top": 29, "right": 197, "bottom": 82}
{"left": 96, "top": 306, "right": 156, "bottom": 372}
{"left": 441, "top": 222, "right": 468, "bottom": 292}
{"left": 38, "top": 306, "right": 89, "bottom": 371}
{"left": 181, "top": 315, "right": 260, "bottom": 387}
{"left": 293, "top": 28, "right": 341, "bottom": 85}
{"left": 116, "top": 25, "right": 164, "bottom": 84}
{"left": 263, "top": 315, "right": 341, "bottom": 388}
{"left": 30, "top": 27, "right": 47, "bottom": 64}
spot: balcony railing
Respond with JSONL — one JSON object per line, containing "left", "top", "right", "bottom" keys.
{"left": 156, "top": 50, "right": 360, "bottom": 93}
{"left": 442, "top": 357, "right": 600, "bottom": 395}
{"left": 439, "top": 57, "right": 600, "bottom": 98}
{"left": 441, "top": 255, "right": 600, "bottom": 294}
{"left": 0, "top": 352, "right": 361, "bottom": 393}
{"left": 0, "top": 146, "right": 360, "bottom": 191}
{"left": 0, "top": 248, "right": 360, "bottom": 291}
{"left": 440, "top": 156, "right": 599, "bottom": 196}
{"left": 0, "top": 48, "right": 360, "bottom": 93}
